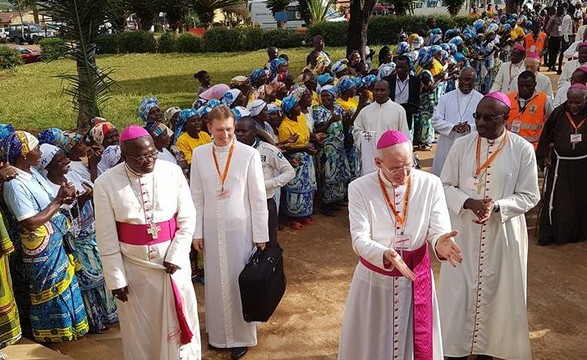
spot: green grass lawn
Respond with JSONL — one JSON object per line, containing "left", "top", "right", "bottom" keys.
{"left": 0, "top": 47, "right": 348, "bottom": 132}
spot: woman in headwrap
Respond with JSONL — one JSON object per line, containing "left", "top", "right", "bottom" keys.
{"left": 175, "top": 108, "right": 212, "bottom": 165}
{"left": 248, "top": 99, "right": 276, "bottom": 140}
{"left": 199, "top": 84, "right": 231, "bottom": 102}
{"left": 299, "top": 69, "right": 320, "bottom": 106}
{"left": 138, "top": 97, "right": 163, "bottom": 124}
{"left": 88, "top": 120, "right": 120, "bottom": 180}
{"left": 278, "top": 96, "right": 317, "bottom": 230}
{"left": 38, "top": 128, "right": 90, "bottom": 183}
{"left": 222, "top": 89, "right": 247, "bottom": 109}
{"left": 291, "top": 86, "right": 315, "bottom": 133}
{"left": 313, "top": 85, "right": 351, "bottom": 216}
{"left": 231, "top": 76, "right": 255, "bottom": 105}
{"left": 416, "top": 64, "right": 437, "bottom": 150}
{"left": 39, "top": 144, "right": 118, "bottom": 334}
{"left": 336, "top": 76, "right": 367, "bottom": 178}
{"left": 332, "top": 59, "right": 350, "bottom": 78}
{"left": 250, "top": 68, "right": 269, "bottom": 89}
{"left": 163, "top": 106, "right": 181, "bottom": 133}
{"left": 0, "top": 124, "right": 22, "bottom": 357}
{"left": 144, "top": 121, "right": 186, "bottom": 169}
{"left": 1, "top": 131, "right": 89, "bottom": 342}
{"left": 269, "top": 57, "right": 288, "bottom": 83}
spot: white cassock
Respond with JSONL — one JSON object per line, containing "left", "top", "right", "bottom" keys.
{"left": 338, "top": 169, "right": 451, "bottom": 360}
{"left": 511, "top": 72, "right": 553, "bottom": 99}
{"left": 94, "top": 160, "right": 201, "bottom": 360}
{"left": 439, "top": 131, "right": 540, "bottom": 360}
{"left": 558, "top": 58, "right": 586, "bottom": 89}
{"left": 353, "top": 99, "right": 410, "bottom": 175}
{"left": 490, "top": 61, "right": 525, "bottom": 93}
{"left": 431, "top": 89, "right": 483, "bottom": 176}
{"left": 190, "top": 139, "right": 268, "bottom": 348}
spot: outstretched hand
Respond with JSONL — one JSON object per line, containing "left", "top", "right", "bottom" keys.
{"left": 435, "top": 230, "right": 463, "bottom": 267}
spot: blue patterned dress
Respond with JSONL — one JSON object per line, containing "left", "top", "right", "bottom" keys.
{"left": 313, "top": 104, "right": 351, "bottom": 204}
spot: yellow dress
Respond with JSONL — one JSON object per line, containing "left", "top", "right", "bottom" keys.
{"left": 278, "top": 115, "right": 310, "bottom": 146}
{"left": 0, "top": 212, "right": 20, "bottom": 348}
{"left": 430, "top": 58, "right": 444, "bottom": 77}
{"left": 336, "top": 97, "right": 359, "bottom": 114}
{"left": 176, "top": 131, "right": 212, "bottom": 164}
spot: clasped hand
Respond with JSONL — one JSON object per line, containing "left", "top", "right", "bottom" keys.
{"left": 465, "top": 197, "right": 494, "bottom": 224}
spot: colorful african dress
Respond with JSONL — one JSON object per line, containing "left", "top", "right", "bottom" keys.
{"left": 336, "top": 97, "right": 361, "bottom": 178}
{"left": 0, "top": 212, "right": 21, "bottom": 348}
{"left": 3, "top": 169, "right": 88, "bottom": 342}
{"left": 278, "top": 115, "right": 317, "bottom": 218}
{"left": 313, "top": 104, "right": 351, "bottom": 204}
{"left": 416, "top": 71, "right": 437, "bottom": 147}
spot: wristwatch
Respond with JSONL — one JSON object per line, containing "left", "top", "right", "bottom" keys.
{"left": 493, "top": 203, "right": 500, "bottom": 213}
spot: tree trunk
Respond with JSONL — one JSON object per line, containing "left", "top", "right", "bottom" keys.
{"left": 346, "top": 0, "right": 376, "bottom": 59}
{"left": 75, "top": 55, "right": 99, "bottom": 132}
{"left": 31, "top": 1, "right": 39, "bottom": 24}
{"left": 505, "top": 0, "right": 519, "bottom": 13}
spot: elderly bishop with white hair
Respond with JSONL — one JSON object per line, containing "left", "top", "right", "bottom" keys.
{"left": 338, "top": 130, "right": 463, "bottom": 360}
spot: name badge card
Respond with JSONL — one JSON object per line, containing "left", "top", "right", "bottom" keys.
{"left": 530, "top": 45, "right": 536, "bottom": 53}
{"left": 511, "top": 119, "right": 522, "bottom": 133}
{"left": 571, "top": 133, "right": 582, "bottom": 143}
{"left": 394, "top": 234, "right": 412, "bottom": 251}
{"left": 216, "top": 189, "right": 231, "bottom": 200}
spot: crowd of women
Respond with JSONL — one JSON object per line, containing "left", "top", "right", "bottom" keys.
{"left": 0, "top": 5, "right": 585, "bottom": 357}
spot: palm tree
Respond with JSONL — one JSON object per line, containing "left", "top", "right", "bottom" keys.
{"left": 306, "top": 0, "right": 330, "bottom": 24}
{"left": 39, "top": 0, "right": 119, "bottom": 131}
{"left": 188, "top": 0, "right": 244, "bottom": 28}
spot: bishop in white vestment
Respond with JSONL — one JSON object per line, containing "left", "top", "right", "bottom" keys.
{"left": 190, "top": 106, "right": 268, "bottom": 357}
{"left": 94, "top": 126, "right": 201, "bottom": 360}
{"left": 338, "top": 130, "right": 462, "bottom": 360}
{"left": 438, "top": 93, "right": 540, "bottom": 360}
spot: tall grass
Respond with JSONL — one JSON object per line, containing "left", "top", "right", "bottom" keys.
{"left": 0, "top": 48, "right": 347, "bottom": 131}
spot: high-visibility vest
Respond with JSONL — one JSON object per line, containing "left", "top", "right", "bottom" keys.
{"left": 524, "top": 33, "right": 547, "bottom": 57}
{"left": 506, "top": 92, "right": 547, "bottom": 149}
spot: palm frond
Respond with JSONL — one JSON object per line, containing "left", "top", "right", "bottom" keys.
{"left": 307, "top": 0, "right": 331, "bottom": 24}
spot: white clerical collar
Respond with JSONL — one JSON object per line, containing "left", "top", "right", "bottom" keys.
{"left": 485, "top": 129, "right": 507, "bottom": 145}
{"left": 378, "top": 169, "right": 408, "bottom": 190}
{"left": 457, "top": 89, "right": 473, "bottom": 97}
{"left": 376, "top": 99, "right": 392, "bottom": 107}
{"left": 213, "top": 139, "right": 234, "bottom": 152}
{"left": 14, "top": 167, "right": 32, "bottom": 181}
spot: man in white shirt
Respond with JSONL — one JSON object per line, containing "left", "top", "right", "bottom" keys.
{"left": 432, "top": 68, "right": 484, "bottom": 176}
{"left": 554, "top": 66, "right": 587, "bottom": 106}
{"left": 235, "top": 116, "right": 295, "bottom": 248}
{"left": 558, "top": 41, "right": 587, "bottom": 88}
{"left": 490, "top": 45, "right": 526, "bottom": 93}
{"left": 560, "top": 7, "right": 574, "bottom": 74}
{"left": 353, "top": 80, "right": 410, "bottom": 175}
{"left": 510, "top": 54, "right": 554, "bottom": 98}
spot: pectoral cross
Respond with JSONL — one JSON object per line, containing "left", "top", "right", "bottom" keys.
{"left": 147, "top": 222, "right": 161, "bottom": 239}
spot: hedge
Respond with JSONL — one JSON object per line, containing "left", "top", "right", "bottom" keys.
{"left": 91, "top": 15, "right": 473, "bottom": 55}
{"left": 0, "top": 45, "right": 23, "bottom": 69}
{"left": 39, "top": 37, "right": 67, "bottom": 61}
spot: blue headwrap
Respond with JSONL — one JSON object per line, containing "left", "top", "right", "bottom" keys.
{"left": 38, "top": 128, "right": 64, "bottom": 145}
{"left": 449, "top": 36, "right": 463, "bottom": 46}
{"left": 280, "top": 95, "right": 298, "bottom": 115}
{"left": 270, "top": 58, "right": 287, "bottom": 76}
{"left": 338, "top": 76, "right": 357, "bottom": 94}
{"left": 0, "top": 131, "right": 39, "bottom": 165}
{"left": 429, "top": 45, "right": 442, "bottom": 55}
{"left": 332, "top": 60, "right": 348, "bottom": 73}
{"left": 396, "top": 42, "right": 410, "bottom": 55}
{"left": 250, "top": 68, "right": 267, "bottom": 84}
{"left": 361, "top": 74, "right": 377, "bottom": 88}
{"left": 317, "top": 73, "right": 334, "bottom": 86}
{"left": 173, "top": 108, "right": 200, "bottom": 144}
{"left": 319, "top": 85, "right": 337, "bottom": 98}
{"left": 428, "top": 33, "right": 442, "bottom": 46}
{"left": 232, "top": 106, "right": 251, "bottom": 122}
{"left": 419, "top": 53, "right": 433, "bottom": 67}
{"left": 38, "top": 128, "right": 82, "bottom": 154}
{"left": 440, "top": 43, "right": 450, "bottom": 52}
{"left": 0, "top": 124, "right": 15, "bottom": 142}
{"left": 448, "top": 43, "right": 457, "bottom": 53}
{"left": 138, "top": 97, "right": 160, "bottom": 122}
{"left": 267, "top": 104, "right": 280, "bottom": 114}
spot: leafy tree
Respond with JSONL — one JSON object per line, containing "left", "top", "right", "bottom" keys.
{"left": 346, "top": 0, "right": 376, "bottom": 59}
{"left": 445, "top": 0, "right": 465, "bottom": 17}
{"left": 39, "top": 0, "right": 119, "bottom": 131}
{"left": 266, "top": 0, "right": 289, "bottom": 28}
{"left": 123, "top": 0, "right": 160, "bottom": 30}
{"left": 297, "top": 0, "right": 311, "bottom": 26}
{"left": 188, "top": 0, "right": 244, "bottom": 28}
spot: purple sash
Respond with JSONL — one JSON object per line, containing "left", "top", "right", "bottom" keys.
{"left": 359, "top": 242, "right": 433, "bottom": 360}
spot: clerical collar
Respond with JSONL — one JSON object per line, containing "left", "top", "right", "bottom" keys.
{"left": 457, "top": 89, "right": 473, "bottom": 97}
{"left": 376, "top": 98, "right": 391, "bottom": 107}
{"left": 125, "top": 163, "right": 146, "bottom": 178}
{"left": 378, "top": 169, "right": 408, "bottom": 189}
{"left": 485, "top": 129, "right": 507, "bottom": 145}
{"left": 213, "top": 139, "right": 234, "bottom": 152}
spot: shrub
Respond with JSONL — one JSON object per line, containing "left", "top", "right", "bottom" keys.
{"left": 203, "top": 27, "right": 244, "bottom": 52}
{"left": 262, "top": 29, "right": 305, "bottom": 49}
{"left": 306, "top": 21, "right": 348, "bottom": 47}
{"left": 158, "top": 32, "right": 177, "bottom": 53}
{"left": 118, "top": 31, "right": 157, "bottom": 53}
{"left": 95, "top": 33, "right": 120, "bottom": 54}
{"left": 39, "top": 37, "right": 67, "bottom": 61}
{"left": 176, "top": 33, "right": 202, "bottom": 53}
{"left": 239, "top": 27, "right": 265, "bottom": 51}
{"left": 0, "top": 46, "right": 23, "bottom": 69}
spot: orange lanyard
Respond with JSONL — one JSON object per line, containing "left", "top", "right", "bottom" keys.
{"left": 378, "top": 173, "right": 411, "bottom": 231}
{"left": 565, "top": 112, "right": 586, "bottom": 134}
{"left": 212, "top": 141, "right": 235, "bottom": 191}
{"left": 475, "top": 133, "right": 508, "bottom": 178}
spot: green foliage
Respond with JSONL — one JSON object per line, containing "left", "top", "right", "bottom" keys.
{"left": 239, "top": 27, "right": 265, "bottom": 51}
{"left": 266, "top": 0, "right": 290, "bottom": 14}
{"left": 0, "top": 45, "right": 23, "bottom": 69}
{"left": 118, "top": 31, "right": 157, "bottom": 53}
{"left": 203, "top": 26, "right": 243, "bottom": 52}
{"left": 307, "top": 0, "right": 331, "bottom": 24}
{"left": 39, "top": 37, "right": 67, "bottom": 61}
{"left": 158, "top": 32, "right": 178, "bottom": 53}
{"left": 189, "top": 0, "right": 245, "bottom": 28}
{"left": 262, "top": 29, "right": 305, "bottom": 49}
{"left": 445, "top": 0, "right": 466, "bottom": 16}
{"left": 367, "top": 15, "right": 472, "bottom": 45}
{"left": 176, "top": 33, "right": 202, "bottom": 53}
{"left": 307, "top": 21, "right": 348, "bottom": 47}
{"left": 96, "top": 33, "right": 121, "bottom": 54}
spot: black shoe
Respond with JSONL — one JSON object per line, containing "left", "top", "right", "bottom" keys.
{"left": 230, "top": 347, "right": 248, "bottom": 359}
{"left": 537, "top": 237, "right": 553, "bottom": 246}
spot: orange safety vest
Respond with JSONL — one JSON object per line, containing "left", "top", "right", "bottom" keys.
{"left": 524, "top": 32, "right": 547, "bottom": 57}
{"left": 506, "top": 92, "right": 548, "bottom": 149}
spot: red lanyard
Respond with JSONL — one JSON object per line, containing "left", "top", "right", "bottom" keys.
{"left": 565, "top": 112, "right": 586, "bottom": 134}
{"left": 212, "top": 141, "right": 235, "bottom": 191}
{"left": 378, "top": 173, "right": 411, "bottom": 231}
{"left": 475, "top": 133, "right": 508, "bottom": 178}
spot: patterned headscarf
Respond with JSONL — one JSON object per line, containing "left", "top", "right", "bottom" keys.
{"left": 248, "top": 99, "right": 267, "bottom": 117}
{"left": 0, "top": 131, "right": 39, "bottom": 164}
{"left": 138, "top": 97, "right": 160, "bottom": 122}
{"left": 362, "top": 75, "right": 377, "bottom": 88}
{"left": 320, "top": 85, "right": 337, "bottom": 98}
{"left": 232, "top": 106, "right": 251, "bottom": 122}
{"left": 338, "top": 76, "right": 358, "bottom": 94}
{"left": 38, "top": 128, "right": 83, "bottom": 154}
{"left": 267, "top": 103, "right": 280, "bottom": 114}
{"left": 90, "top": 121, "right": 116, "bottom": 145}
{"left": 290, "top": 85, "right": 308, "bottom": 102}
{"left": 377, "top": 63, "right": 396, "bottom": 80}
{"left": 317, "top": 73, "right": 334, "bottom": 86}
{"left": 145, "top": 121, "right": 173, "bottom": 138}
{"left": 0, "top": 124, "right": 15, "bottom": 143}
{"left": 222, "top": 89, "right": 242, "bottom": 107}
{"left": 332, "top": 60, "right": 348, "bottom": 73}
{"left": 250, "top": 68, "right": 268, "bottom": 84}
{"left": 230, "top": 76, "right": 248, "bottom": 87}
{"left": 270, "top": 58, "right": 287, "bottom": 76}
{"left": 200, "top": 99, "right": 221, "bottom": 117}
{"left": 280, "top": 95, "right": 298, "bottom": 115}
{"left": 164, "top": 106, "right": 181, "bottom": 123}
{"left": 39, "top": 143, "right": 60, "bottom": 170}
{"left": 199, "top": 84, "right": 230, "bottom": 101}
{"left": 173, "top": 108, "right": 200, "bottom": 144}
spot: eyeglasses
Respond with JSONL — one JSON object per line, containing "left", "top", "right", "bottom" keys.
{"left": 382, "top": 163, "right": 412, "bottom": 174}
{"left": 473, "top": 112, "right": 506, "bottom": 122}
{"left": 126, "top": 150, "right": 158, "bottom": 163}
